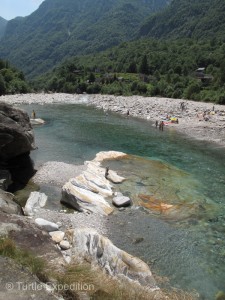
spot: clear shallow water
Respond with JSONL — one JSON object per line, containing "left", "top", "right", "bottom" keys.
{"left": 21, "top": 103, "right": 225, "bottom": 299}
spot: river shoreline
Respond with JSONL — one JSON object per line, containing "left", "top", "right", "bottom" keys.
{"left": 1, "top": 93, "right": 225, "bottom": 147}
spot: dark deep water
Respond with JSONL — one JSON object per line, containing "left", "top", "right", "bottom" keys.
{"left": 20, "top": 103, "right": 225, "bottom": 299}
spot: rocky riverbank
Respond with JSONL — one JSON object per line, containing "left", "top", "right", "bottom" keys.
{"left": 1, "top": 93, "right": 225, "bottom": 147}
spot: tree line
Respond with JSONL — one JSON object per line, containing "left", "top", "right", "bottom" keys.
{"left": 34, "top": 38, "right": 225, "bottom": 104}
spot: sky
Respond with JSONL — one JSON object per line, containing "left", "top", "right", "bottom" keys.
{"left": 0, "top": 0, "right": 45, "bottom": 20}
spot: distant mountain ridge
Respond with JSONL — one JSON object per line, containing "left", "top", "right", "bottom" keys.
{"left": 0, "top": 17, "right": 7, "bottom": 39}
{"left": 138, "top": 0, "right": 225, "bottom": 39}
{"left": 0, "top": 0, "right": 170, "bottom": 78}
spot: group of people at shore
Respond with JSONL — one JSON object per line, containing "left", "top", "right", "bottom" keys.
{"left": 155, "top": 120, "right": 164, "bottom": 131}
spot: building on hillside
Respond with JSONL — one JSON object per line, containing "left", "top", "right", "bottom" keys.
{"left": 195, "top": 67, "right": 213, "bottom": 83}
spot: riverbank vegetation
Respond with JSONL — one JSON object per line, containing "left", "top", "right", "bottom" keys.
{"left": 34, "top": 38, "right": 225, "bottom": 104}
{"left": 0, "top": 59, "right": 30, "bottom": 95}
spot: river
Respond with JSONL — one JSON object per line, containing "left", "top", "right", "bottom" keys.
{"left": 21, "top": 103, "right": 225, "bottom": 299}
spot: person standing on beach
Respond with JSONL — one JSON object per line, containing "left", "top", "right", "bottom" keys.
{"left": 31, "top": 110, "right": 36, "bottom": 119}
{"left": 159, "top": 121, "right": 164, "bottom": 131}
{"left": 155, "top": 120, "right": 158, "bottom": 128}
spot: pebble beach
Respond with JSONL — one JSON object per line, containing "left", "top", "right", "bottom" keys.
{"left": 1, "top": 93, "right": 225, "bottom": 147}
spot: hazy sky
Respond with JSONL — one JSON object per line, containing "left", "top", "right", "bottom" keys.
{"left": 0, "top": 0, "right": 45, "bottom": 20}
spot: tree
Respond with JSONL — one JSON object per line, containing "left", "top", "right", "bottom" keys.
{"left": 0, "top": 74, "right": 6, "bottom": 95}
{"left": 88, "top": 72, "right": 95, "bottom": 83}
{"left": 139, "top": 55, "right": 149, "bottom": 74}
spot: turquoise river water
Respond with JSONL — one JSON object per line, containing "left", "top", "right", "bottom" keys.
{"left": 21, "top": 103, "right": 225, "bottom": 299}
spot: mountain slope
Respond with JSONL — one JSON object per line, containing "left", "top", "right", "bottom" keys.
{"left": 138, "top": 0, "right": 225, "bottom": 39}
{"left": 0, "top": 0, "right": 170, "bottom": 78}
{"left": 0, "top": 17, "right": 7, "bottom": 39}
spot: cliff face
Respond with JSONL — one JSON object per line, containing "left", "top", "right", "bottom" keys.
{"left": 0, "top": 102, "right": 35, "bottom": 160}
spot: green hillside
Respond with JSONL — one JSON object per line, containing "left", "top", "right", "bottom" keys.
{"left": 0, "top": 0, "right": 170, "bottom": 79}
{"left": 138, "top": 0, "right": 225, "bottom": 39}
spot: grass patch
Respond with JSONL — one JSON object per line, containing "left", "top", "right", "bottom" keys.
{"left": 0, "top": 238, "right": 199, "bottom": 299}
{"left": 55, "top": 261, "right": 199, "bottom": 300}
{"left": 0, "top": 237, "right": 47, "bottom": 281}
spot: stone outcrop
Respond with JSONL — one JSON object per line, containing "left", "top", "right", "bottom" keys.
{"left": 66, "top": 228, "right": 159, "bottom": 291}
{"left": 0, "top": 102, "right": 35, "bottom": 160}
{"left": 23, "top": 192, "right": 47, "bottom": 216}
{"left": 61, "top": 151, "right": 126, "bottom": 215}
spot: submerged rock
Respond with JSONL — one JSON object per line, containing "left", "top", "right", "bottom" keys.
{"left": 107, "top": 169, "right": 126, "bottom": 184}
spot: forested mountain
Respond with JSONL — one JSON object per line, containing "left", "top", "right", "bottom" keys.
{"left": 0, "top": 0, "right": 170, "bottom": 79}
{"left": 0, "top": 17, "right": 7, "bottom": 39}
{"left": 138, "top": 0, "right": 225, "bottom": 39}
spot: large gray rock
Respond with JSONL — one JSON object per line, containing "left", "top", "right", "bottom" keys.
{"left": 112, "top": 195, "right": 131, "bottom": 207}
{"left": 0, "top": 102, "right": 35, "bottom": 160}
{"left": 24, "top": 192, "right": 48, "bottom": 216}
{"left": 0, "top": 189, "right": 22, "bottom": 215}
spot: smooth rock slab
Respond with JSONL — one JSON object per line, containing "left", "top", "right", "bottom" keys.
{"left": 67, "top": 228, "right": 159, "bottom": 290}
{"left": 61, "top": 180, "right": 113, "bottom": 215}
{"left": 35, "top": 218, "right": 59, "bottom": 232}
{"left": 112, "top": 195, "right": 131, "bottom": 207}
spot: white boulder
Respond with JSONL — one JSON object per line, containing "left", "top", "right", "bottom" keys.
{"left": 24, "top": 192, "right": 47, "bottom": 216}
{"left": 35, "top": 218, "right": 59, "bottom": 232}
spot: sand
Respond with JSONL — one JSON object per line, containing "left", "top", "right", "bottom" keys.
{"left": 1, "top": 93, "right": 225, "bottom": 147}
